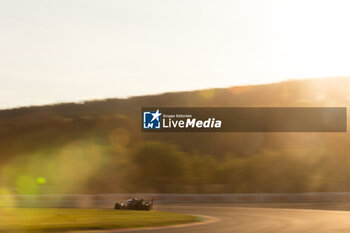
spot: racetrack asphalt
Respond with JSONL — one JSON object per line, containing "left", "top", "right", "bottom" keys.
{"left": 98, "top": 204, "right": 350, "bottom": 233}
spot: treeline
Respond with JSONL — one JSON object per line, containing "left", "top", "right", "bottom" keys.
{"left": 124, "top": 140, "right": 350, "bottom": 193}
{"left": 5, "top": 138, "right": 349, "bottom": 194}
{"left": 1, "top": 77, "right": 349, "bottom": 160}
{"left": 1, "top": 77, "right": 350, "bottom": 194}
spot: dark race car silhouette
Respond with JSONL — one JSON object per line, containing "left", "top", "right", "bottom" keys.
{"left": 114, "top": 198, "right": 154, "bottom": 211}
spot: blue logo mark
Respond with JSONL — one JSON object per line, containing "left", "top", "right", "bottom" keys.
{"left": 143, "top": 109, "right": 162, "bottom": 129}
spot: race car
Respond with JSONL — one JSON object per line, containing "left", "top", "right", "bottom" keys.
{"left": 114, "top": 198, "right": 154, "bottom": 211}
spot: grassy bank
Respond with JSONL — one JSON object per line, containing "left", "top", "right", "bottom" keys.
{"left": 0, "top": 208, "right": 199, "bottom": 232}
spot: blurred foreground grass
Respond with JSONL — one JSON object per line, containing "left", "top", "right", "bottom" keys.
{"left": 0, "top": 208, "right": 199, "bottom": 232}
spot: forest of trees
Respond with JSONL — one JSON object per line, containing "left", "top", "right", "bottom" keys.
{"left": 0, "top": 77, "right": 350, "bottom": 194}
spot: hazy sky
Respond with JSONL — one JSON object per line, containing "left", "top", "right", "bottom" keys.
{"left": 1, "top": 0, "right": 350, "bottom": 109}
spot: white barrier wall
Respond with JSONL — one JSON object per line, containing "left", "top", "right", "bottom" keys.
{"left": 2, "top": 192, "right": 350, "bottom": 208}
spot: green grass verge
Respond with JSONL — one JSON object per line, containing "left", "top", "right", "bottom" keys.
{"left": 0, "top": 208, "right": 199, "bottom": 232}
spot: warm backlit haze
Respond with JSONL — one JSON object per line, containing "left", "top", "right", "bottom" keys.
{"left": 2, "top": 2, "right": 350, "bottom": 232}
{"left": 2, "top": 1, "right": 350, "bottom": 232}
{"left": 1, "top": 0, "right": 350, "bottom": 109}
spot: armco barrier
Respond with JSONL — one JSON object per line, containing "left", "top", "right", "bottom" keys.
{"left": 2, "top": 192, "right": 350, "bottom": 208}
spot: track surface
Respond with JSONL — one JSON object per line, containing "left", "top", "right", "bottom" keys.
{"left": 110, "top": 204, "right": 350, "bottom": 233}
